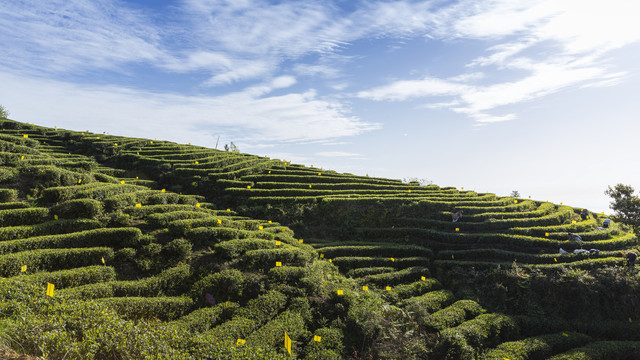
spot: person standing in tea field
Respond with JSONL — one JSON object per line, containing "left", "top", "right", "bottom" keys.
{"left": 625, "top": 251, "right": 637, "bottom": 267}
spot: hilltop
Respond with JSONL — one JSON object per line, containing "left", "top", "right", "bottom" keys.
{"left": 0, "top": 118, "right": 639, "bottom": 359}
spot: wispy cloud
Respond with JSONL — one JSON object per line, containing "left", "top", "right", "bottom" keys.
{"left": 316, "top": 151, "right": 362, "bottom": 158}
{"left": 0, "top": 72, "right": 379, "bottom": 144}
{"left": 355, "top": 0, "right": 640, "bottom": 123}
{"left": 0, "top": 0, "right": 163, "bottom": 74}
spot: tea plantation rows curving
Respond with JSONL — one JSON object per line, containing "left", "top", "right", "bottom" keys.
{"left": 0, "top": 119, "right": 638, "bottom": 359}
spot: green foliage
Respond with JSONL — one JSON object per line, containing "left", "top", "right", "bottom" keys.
{"left": 548, "top": 340, "right": 640, "bottom": 360}
{"left": 0, "top": 188, "right": 18, "bottom": 202}
{"left": 302, "top": 327, "right": 345, "bottom": 360}
{"left": 95, "top": 296, "right": 194, "bottom": 320}
{"left": 0, "top": 227, "right": 143, "bottom": 254}
{"left": 191, "top": 269, "right": 258, "bottom": 304}
{"left": 422, "top": 299, "right": 485, "bottom": 332}
{"left": 605, "top": 183, "right": 640, "bottom": 235}
{"left": 0, "top": 105, "right": 9, "bottom": 118}
{"left": 162, "top": 238, "right": 192, "bottom": 266}
{"left": 0, "top": 218, "right": 101, "bottom": 241}
{"left": 50, "top": 198, "right": 102, "bottom": 219}
{"left": 234, "top": 290, "right": 288, "bottom": 325}
{"left": 240, "top": 247, "right": 314, "bottom": 271}
{"left": 358, "top": 266, "right": 431, "bottom": 286}
{"left": 383, "top": 278, "right": 442, "bottom": 303}
{"left": 400, "top": 289, "right": 456, "bottom": 314}
{"left": 246, "top": 310, "right": 310, "bottom": 354}
{"left": 63, "top": 263, "right": 191, "bottom": 299}
{"left": 435, "top": 313, "right": 520, "bottom": 359}
{"left": 0, "top": 207, "right": 49, "bottom": 226}
{"left": 17, "top": 265, "right": 117, "bottom": 288}
{"left": 479, "top": 332, "right": 592, "bottom": 360}
{"left": 171, "top": 301, "right": 239, "bottom": 333}
{"left": 0, "top": 247, "right": 114, "bottom": 276}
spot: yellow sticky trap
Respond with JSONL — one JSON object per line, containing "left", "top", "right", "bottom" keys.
{"left": 313, "top": 335, "right": 321, "bottom": 342}
{"left": 120, "top": 180, "right": 125, "bottom": 184}
{"left": 299, "top": 239, "right": 303, "bottom": 244}
{"left": 284, "top": 162, "right": 287, "bottom": 166}
{"left": 390, "top": 257, "right": 395, "bottom": 262}
{"left": 572, "top": 220, "right": 576, "bottom": 224}
{"left": 284, "top": 331, "right": 292, "bottom": 355}
{"left": 554, "top": 258, "right": 557, "bottom": 262}
{"left": 195, "top": 161, "right": 199, "bottom": 164}
{"left": 136, "top": 176, "right": 139, "bottom": 179}
{"left": 276, "top": 262, "right": 282, "bottom": 267}
{"left": 545, "top": 232, "right": 549, "bottom": 237}
{"left": 96, "top": 137, "right": 100, "bottom": 139}
{"left": 196, "top": 203, "right": 201, "bottom": 208}
{"left": 23, "top": 134, "right": 28, "bottom": 138}
{"left": 20, "top": 156, "right": 24, "bottom": 160}
{"left": 562, "top": 333, "right": 568, "bottom": 337}
{"left": 421, "top": 276, "right": 426, "bottom": 281}
{"left": 114, "top": 143, "right": 118, "bottom": 146}
{"left": 455, "top": 228, "right": 459, "bottom": 232}
{"left": 268, "top": 170, "right": 271, "bottom": 174}
{"left": 135, "top": 203, "right": 142, "bottom": 207}
{"left": 54, "top": 214, "right": 58, "bottom": 220}
{"left": 247, "top": 185, "right": 251, "bottom": 189}
{"left": 386, "top": 286, "right": 391, "bottom": 291}
{"left": 560, "top": 202, "right": 563, "bottom": 205}
{"left": 150, "top": 141, "right": 153, "bottom": 144}
{"left": 318, "top": 173, "right": 321, "bottom": 176}
{"left": 46, "top": 283, "right": 55, "bottom": 297}
{"left": 101, "top": 257, "right": 105, "bottom": 265}
{"left": 282, "top": 228, "right": 286, "bottom": 231}
{"left": 320, "top": 254, "right": 324, "bottom": 258}
{"left": 81, "top": 132, "right": 85, "bottom": 135}
{"left": 21, "top": 265, "right": 27, "bottom": 273}
{"left": 337, "top": 289, "right": 343, "bottom": 295}
{"left": 309, "top": 185, "right": 312, "bottom": 188}
{"left": 236, "top": 339, "right": 246, "bottom": 345}
{"left": 78, "top": 179, "right": 82, "bottom": 184}
{"left": 461, "top": 187, "right": 464, "bottom": 190}
{"left": 514, "top": 200, "right": 518, "bottom": 204}
{"left": 275, "top": 241, "right": 281, "bottom": 246}
{"left": 259, "top": 226, "right": 264, "bottom": 230}
{"left": 362, "top": 286, "right": 368, "bottom": 291}
{"left": 268, "top": 221, "right": 272, "bottom": 224}
{"left": 587, "top": 216, "right": 590, "bottom": 219}
{"left": 188, "top": 142, "right": 191, "bottom": 145}
{"left": 408, "top": 189, "right": 411, "bottom": 193}
{"left": 217, "top": 219, "right": 222, "bottom": 224}
{"left": 328, "top": 259, "right": 332, "bottom": 263}
{"left": 601, "top": 212, "right": 604, "bottom": 215}
{"left": 161, "top": 189, "right": 166, "bottom": 192}
{"left": 227, "top": 208, "right": 231, "bottom": 212}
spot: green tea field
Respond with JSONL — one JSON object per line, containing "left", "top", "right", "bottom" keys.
{"left": 0, "top": 118, "right": 639, "bottom": 359}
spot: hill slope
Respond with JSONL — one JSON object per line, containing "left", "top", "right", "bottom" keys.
{"left": 0, "top": 118, "right": 639, "bottom": 359}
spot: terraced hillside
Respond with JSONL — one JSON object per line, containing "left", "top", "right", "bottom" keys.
{"left": 1, "top": 118, "right": 639, "bottom": 360}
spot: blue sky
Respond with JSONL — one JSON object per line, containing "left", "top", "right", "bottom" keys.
{"left": 2, "top": 0, "right": 640, "bottom": 212}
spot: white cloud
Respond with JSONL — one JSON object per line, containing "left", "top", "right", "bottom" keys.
{"left": 0, "top": 0, "right": 163, "bottom": 74}
{"left": 316, "top": 151, "right": 362, "bottom": 157}
{"left": 0, "top": 72, "right": 379, "bottom": 144}
{"left": 356, "top": 0, "right": 640, "bottom": 123}
{"left": 356, "top": 77, "right": 471, "bottom": 101}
